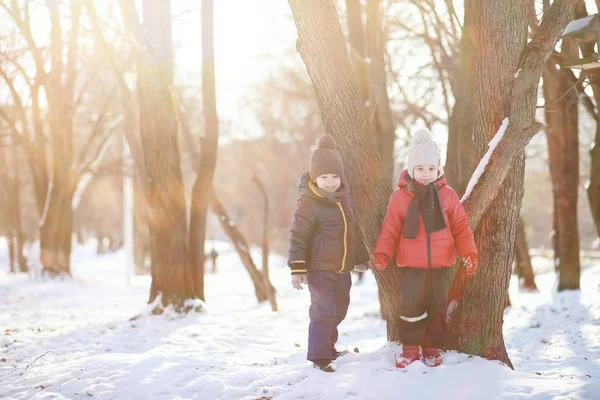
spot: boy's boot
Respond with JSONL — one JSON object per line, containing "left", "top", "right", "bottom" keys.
{"left": 421, "top": 347, "right": 443, "bottom": 367}
{"left": 332, "top": 347, "right": 359, "bottom": 361}
{"left": 395, "top": 345, "right": 420, "bottom": 368}
{"left": 332, "top": 349, "right": 346, "bottom": 361}
{"left": 313, "top": 359, "right": 336, "bottom": 372}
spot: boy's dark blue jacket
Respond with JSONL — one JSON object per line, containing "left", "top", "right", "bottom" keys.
{"left": 288, "top": 172, "right": 370, "bottom": 275}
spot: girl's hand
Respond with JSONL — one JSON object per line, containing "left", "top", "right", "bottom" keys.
{"left": 354, "top": 262, "right": 370, "bottom": 272}
{"left": 373, "top": 253, "right": 389, "bottom": 270}
{"left": 462, "top": 254, "right": 478, "bottom": 276}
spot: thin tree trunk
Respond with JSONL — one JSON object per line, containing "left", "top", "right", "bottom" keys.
{"left": 210, "top": 192, "right": 275, "bottom": 305}
{"left": 345, "top": 0, "right": 370, "bottom": 103}
{"left": 134, "top": 174, "right": 150, "bottom": 275}
{"left": 1, "top": 147, "right": 27, "bottom": 273}
{"left": 138, "top": 0, "right": 194, "bottom": 307}
{"left": 445, "top": 0, "right": 479, "bottom": 197}
{"left": 589, "top": 79, "right": 600, "bottom": 240}
{"left": 8, "top": 147, "right": 27, "bottom": 273}
{"left": 542, "top": 49, "right": 580, "bottom": 291}
{"left": 585, "top": 0, "right": 600, "bottom": 236}
{"left": 252, "top": 174, "right": 278, "bottom": 312}
{"left": 515, "top": 217, "right": 537, "bottom": 290}
{"left": 189, "top": 0, "right": 220, "bottom": 302}
{"left": 366, "top": 0, "right": 395, "bottom": 185}
{"left": 0, "top": 152, "right": 12, "bottom": 273}
{"left": 8, "top": 236, "right": 15, "bottom": 273}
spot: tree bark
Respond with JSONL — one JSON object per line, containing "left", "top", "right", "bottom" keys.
{"left": 542, "top": 49, "right": 580, "bottom": 291}
{"left": 445, "top": 0, "right": 479, "bottom": 197}
{"left": 137, "top": 0, "right": 194, "bottom": 307}
{"left": 189, "top": 0, "right": 220, "bottom": 302}
{"left": 515, "top": 217, "right": 537, "bottom": 290}
{"left": 288, "top": 0, "right": 401, "bottom": 340}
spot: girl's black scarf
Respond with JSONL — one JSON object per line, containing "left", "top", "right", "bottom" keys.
{"left": 402, "top": 179, "right": 447, "bottom": 239}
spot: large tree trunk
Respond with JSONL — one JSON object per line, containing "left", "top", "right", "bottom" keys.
{"left": 515, "top": 217, "right": 537, "bottom": 290}
{"left": 445, "top": 1, "right": 528, "bottom": 369}
{"left": 39, "top": 2, "right": 82, "bottom": 276}
{"left": 288, "top": 0, "right": 401, "bottom": 340}
{"left": 446, "top": 0, "right": 577, "bottom": 367}
{"left": 189, "top": 0, "right": 220, "bottom": 302}
{"left": 445, "top": 0, "right": 479, "bottom": 197}
{"left": 542, "top": 49, "right": 580, "bottom": 291}
{"left": 138, "top": 0, "right": 194, "bottom": 307}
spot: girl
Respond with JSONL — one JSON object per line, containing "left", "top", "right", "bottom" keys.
{"left": 373, "top": 128, "right": 478, "bottom": 368}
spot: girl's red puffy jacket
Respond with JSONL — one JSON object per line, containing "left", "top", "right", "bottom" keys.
{"left": 375, "top": 170, "right": 477, "bottom": 269}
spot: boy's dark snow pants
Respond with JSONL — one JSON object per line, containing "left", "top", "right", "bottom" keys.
{"left": 398, "top": 267, "right": 452, "bottom": 348}
{"left": 306, "top": 270, "right": 352, "bottom": 361}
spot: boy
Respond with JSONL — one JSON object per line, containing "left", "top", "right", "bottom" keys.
{"left": 288, "top": 134, "right": 370, "bottom": 372}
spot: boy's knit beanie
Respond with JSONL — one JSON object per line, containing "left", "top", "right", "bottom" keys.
{"left": 309, "top": 134, "right": 345, "bottom": 181}
{"left": 407, "top": 128, "right": 443, "bottom": 178}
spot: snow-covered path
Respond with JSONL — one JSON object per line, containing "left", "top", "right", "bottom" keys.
{"left": 0, "top": 243, "right": 599, "bottom": 399}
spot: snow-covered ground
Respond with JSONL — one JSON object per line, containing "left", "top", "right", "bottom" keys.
{"left": 0, "top": 241, "right": 599, "bottom": 400}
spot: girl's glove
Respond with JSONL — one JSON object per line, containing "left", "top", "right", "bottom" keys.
{"left": 462, "top": 253, "right": 478, "bottom": 276}
{"left": 373, "top": 253, "right": 389, "bottom": 271}
{"left": 291, "top": 274, "right": 308, "bottom": 290}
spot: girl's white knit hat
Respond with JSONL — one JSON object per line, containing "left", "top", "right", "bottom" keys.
{"left": 407, "top": 128, "right": 443, "bottom": 178}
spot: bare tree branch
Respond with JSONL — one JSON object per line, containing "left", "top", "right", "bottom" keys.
{"left": 76, "top": 85, "right": 119, "bottom": 169}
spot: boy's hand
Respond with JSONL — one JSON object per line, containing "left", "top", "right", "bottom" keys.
{"left": 462, "top": 253, "right": 478, "bottom": 276}
{"left": 292, "top": 274, "right": 308, "bottom": 290}
{"left": 373, "top": 253, "right": 389, "bottom": 271}
{"left": 354, "top": 262, "right": 370, "bottom": 272}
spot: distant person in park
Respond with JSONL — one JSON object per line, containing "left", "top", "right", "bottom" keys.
{"left": 373, "top": 128, "right": 478, "bottom": 368}
{"left": 287, "top": 134, "right": 370, "bottom": 373}
{"left": 209, "top": 247, "right": 218, "bottom": 273}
